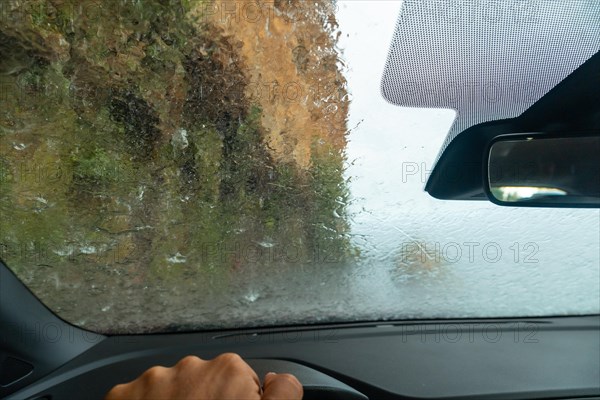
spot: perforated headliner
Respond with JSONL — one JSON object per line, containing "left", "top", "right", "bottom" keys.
{"left": 381, "top": 0, "right": 600, "bottom": 159}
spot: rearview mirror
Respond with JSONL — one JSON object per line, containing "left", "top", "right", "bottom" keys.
{"left": 485, "top": 133, "right": 600, "bottom": 207}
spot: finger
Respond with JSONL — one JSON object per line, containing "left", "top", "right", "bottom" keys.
{"left": 173, "top": 356, "right": 208, "bottom": 390}
{"left": 213, "top": 353, "right": 262, "bottom": 388}
{"left": 262, "top": 372, "right": 303, "bottom": 400}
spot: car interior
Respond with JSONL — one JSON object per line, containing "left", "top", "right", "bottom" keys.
{"left": 1, "top": 1, "right": 599, "bottom": 399}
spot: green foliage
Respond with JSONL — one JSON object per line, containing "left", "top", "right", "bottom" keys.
{"left": 109, "top": 92, "right": 162, "bottom": 160}
{"left": 1, "top": 0, "right": 352, "bottom": 288}
{"left": 71, "top": 148, "right": 123, "bottom": 186}
{"left": 220, "top": 105, "right": 270, "bottom": 202}
{"left": 308, "top": 145, "right": 350, "bottom": 253}
{"left": 190, "top": 127, "right": 223, "bottom": 201}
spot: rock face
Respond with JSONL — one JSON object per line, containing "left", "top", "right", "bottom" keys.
{"left": 199, "top": 0, "right": 348, "bottom": 167}
{"left": 0, "top": 0, "right": 350, "bottom": 332}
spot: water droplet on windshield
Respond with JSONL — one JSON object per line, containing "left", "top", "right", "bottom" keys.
{"left": 244, "top": 291, "right": 260, "bottom": 303}
{"left": 166, "top": 253, "right": 187, "bottom": 264}
{"left": 256, "top": 239, "right": 276, "bottom": 248}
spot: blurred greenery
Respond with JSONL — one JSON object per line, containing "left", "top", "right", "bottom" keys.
{"left": 0, "top": 0, "right": 351, "bottom": 287}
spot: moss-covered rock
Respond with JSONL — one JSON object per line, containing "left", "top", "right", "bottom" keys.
{"left": 1, "top": 0, "right": 351, "bottom": 331}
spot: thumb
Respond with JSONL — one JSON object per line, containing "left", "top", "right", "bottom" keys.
{"left": 262, "top": 372, "right": 303, "bottom": 400}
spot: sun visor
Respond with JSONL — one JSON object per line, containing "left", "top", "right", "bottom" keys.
{"left": 381, "top": 0, "right": 600, "bottom": 163}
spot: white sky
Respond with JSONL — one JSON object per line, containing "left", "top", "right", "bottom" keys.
{"left": 333, "top": 1, "right": 599, "bottom": 317}
{"left": 337, "top": 1, "right": 458, "bottom": 211}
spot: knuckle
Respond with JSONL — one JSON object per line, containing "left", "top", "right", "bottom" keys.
{"left": 141, "top": 366, "right": 167, "bottom": 382}
{"left": 176, "top": 355, "right": 202, "bottom": 369}
{"left": 216, "top": 352, "right": 243, "bottom": 365}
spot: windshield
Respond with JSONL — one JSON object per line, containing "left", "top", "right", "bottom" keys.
{"left": 1, "top": 0, "right": 598, "bottom": 334}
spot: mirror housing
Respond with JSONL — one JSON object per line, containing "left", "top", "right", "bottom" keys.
{"left": 483, "top": 132, "right": 600, "bottom": 207}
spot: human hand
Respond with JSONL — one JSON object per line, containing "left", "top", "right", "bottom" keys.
{"left": 104, "top": 353, "right": 303, "bottom": 400}
{"left": 262, "top": 371, "right": 303, "bottom": 400}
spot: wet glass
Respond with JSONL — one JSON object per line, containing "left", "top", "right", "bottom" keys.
{"left": 0, "top": 0, "right": 598, "bottom": 333}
